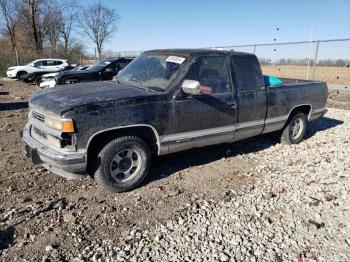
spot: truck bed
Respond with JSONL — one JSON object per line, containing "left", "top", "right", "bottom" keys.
{"left": 279, "top": 78, "right": 324, "bottom": 85}
{"left": 263, "top": 79, "right": 328, "bottom": 133}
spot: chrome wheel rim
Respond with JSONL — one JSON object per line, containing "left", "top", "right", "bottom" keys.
{"left": 109, "top": 148, "right": 141, "bottom": 182}
{"left": 290, "top": 118, "right": 303, "bottom": 139}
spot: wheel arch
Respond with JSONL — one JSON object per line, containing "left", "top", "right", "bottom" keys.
{"left": 86, "top": 125, "right": 160, "bottom": 169}
{"left": 287, "top": 104, "right": 312, "bottom": 122}
{"left": 63, "top": 77, "right": 80, "bottom": 84}
{"left": 16, "top": 71, "right": 27, "bottom": 78}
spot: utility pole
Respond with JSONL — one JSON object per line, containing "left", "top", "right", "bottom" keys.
{"left": 306, "top": 23, "right": 314, "bottom": 80}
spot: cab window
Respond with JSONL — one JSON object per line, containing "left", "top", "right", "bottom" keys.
{"left": 185, "top": 55, "right": 232, "bottom": 95}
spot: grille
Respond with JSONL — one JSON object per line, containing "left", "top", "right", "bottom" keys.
{"left": 32, "top": 111, "right": 45, "bottom": 122}
{"left": 33, "top": 127, "right": 47, "bottom": 139}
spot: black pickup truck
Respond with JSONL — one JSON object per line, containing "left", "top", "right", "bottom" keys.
{"left": 22, "top": 49, "right": 328, "bottom": 192}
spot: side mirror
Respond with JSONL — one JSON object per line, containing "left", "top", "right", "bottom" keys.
{"left": 105, "top": 68, "right": 113, "bottom": 73}
{"left": 181, "top": 80, "right": 201, "bottom": 95}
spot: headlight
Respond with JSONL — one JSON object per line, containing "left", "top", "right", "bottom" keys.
{"left": 47, "top": 134, "right": 62, "bottom": 148}
{"left": 7, "top": 67, "right": 15, "bottom": 71}
{"left": 45, "top": 116, "right": 75, "bottom": 133}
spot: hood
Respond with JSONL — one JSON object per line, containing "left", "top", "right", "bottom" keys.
{"left": 29, "top": 81, "right": 159, "bottom": 115}
{"left": 57, "top": 70, "right": 94, "bottom": 78}
{"left": 8, "top": 65, "right": 23, "bottom": 70}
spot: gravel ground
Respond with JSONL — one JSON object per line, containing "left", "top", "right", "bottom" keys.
{"left": 0, "top": 79, "right": 349, "bottom": 261}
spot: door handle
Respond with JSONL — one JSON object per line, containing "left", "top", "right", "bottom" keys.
{"left": 227, "top": 101, "right": 237, "bottom": 108}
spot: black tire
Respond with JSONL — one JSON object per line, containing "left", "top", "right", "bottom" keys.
{"left": 34, "top": 75, "right": 42, "bottom": 85}
{"left": 93, "top": 136, "right": 151, "bottom": 192}
{"left": 16, "top": 71, "right": 26, "bottom": 80}
{"left": 280, "top": 112, "right": 307, "bottom": 144}
{"left": 64, "top": 78, "right": 79, "bottom": 85}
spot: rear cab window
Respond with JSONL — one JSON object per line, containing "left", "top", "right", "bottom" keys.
{"left": 231, "top": 54, "right": 264, "bottom": 92}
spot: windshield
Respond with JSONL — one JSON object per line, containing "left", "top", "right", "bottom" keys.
{"left": 117, "top": 54, "right": 185, "bottom": 91}
{"left": 24, "top": 60, "right": 36, "bottom": 66}
{"left": 88, "top": 60, "right": 111, "bottom": 72}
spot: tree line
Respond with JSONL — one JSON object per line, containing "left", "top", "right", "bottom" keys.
{"left": 259, "top": 58, "right": 350, "bottom": 67}
{"left": 0, "top": 0, "right": 119, "bottom": 66}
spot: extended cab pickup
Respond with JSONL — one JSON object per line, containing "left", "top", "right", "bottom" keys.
{"left": 22, "top": 49, "right": 328, "bottom": 192}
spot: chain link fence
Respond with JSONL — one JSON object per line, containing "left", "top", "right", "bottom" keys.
{"left": 213, "top": 38, "right": 350, "bottom": 88}
{"left": 111, "top": 38, "right": 350, "bottom": 88}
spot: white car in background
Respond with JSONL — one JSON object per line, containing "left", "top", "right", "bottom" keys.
{"left": 6, "top": 59, "right": 70, "bottom": 79}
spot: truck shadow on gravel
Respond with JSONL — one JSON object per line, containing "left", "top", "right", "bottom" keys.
{"left": 0, "top": 102, "right": 28, "bottom": 111}
{"left": 305, "top": 116, "right": 343, "bottom": 139}
{"left": 0, "top": 226, "right": 15, "bottom": 251}
{"left": 146, "top": 116, "right": 343, "bottom": 184}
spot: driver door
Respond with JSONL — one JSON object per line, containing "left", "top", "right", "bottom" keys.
{"left": 168, "top": 55, "right": 237, "bottom": 153}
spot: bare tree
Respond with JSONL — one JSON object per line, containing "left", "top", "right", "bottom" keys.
{"left": 20, "top": 0, "right": 45, "bottom": 54}
{"left": 59, "top": 0, "right": 78, "bottom": 54}
{"left": 79, "top": 1, "right": 119, "bottom": 60}
{"left": 0, "top": 0, "right": 19, "bottom": 54}
{"left": 42, "top": 5, "right": 62, "bottom": 53}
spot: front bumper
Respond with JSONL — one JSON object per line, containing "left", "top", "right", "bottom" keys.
{"left": 6, "top": 71, "right": 16, "bottom": 78}
{"left": 22, "top": 125, "right": 87, "bottom": 179}
{"left": 39, "top": 79, "right": 56, "bottom": 89}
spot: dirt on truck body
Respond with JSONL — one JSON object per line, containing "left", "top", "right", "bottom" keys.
{"left": 21, "top": 49, "right": 328, "bottom": 192}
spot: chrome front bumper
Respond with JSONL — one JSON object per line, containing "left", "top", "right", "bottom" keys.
{"left": 22, "top": 124, "right": 87, "bottom": 179}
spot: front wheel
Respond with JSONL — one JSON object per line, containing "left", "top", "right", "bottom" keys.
{"left": 280, "top": 112, "right": 307, "bottom": 144}
{"left": 34, "top": 75, "right": 42, "bottom": 85}
{"left": 64, "top": 78, "right": 79, "bottom": 85}
{"left": 16, "top": 71, "right": 26, "bottom": 80}
{"left": 93, "top": 136, "right": 151, "bottom": 192}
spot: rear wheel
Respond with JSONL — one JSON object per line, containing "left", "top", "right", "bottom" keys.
{"left": 280, "top": 112, "right": 307, "bottom": 144}
{"left": 93, "top": 136, "right": 151, "bottom": 192}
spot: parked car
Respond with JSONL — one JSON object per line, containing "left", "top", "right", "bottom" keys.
{"left": 22, "top": 49, "right": 328, "bottom": 192}
{"left": 42, "top": 57, "right": 133, "bottom": 88}
{"left": 6, "top": 59, "right": 70, "bottom": 79}
{"left": 22, "top": 65, "right": 77, "bottom": 85}
{"left": 39, "top": 65, "right": 90, "bottom": 89}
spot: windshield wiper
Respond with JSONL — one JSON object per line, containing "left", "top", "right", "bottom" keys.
{"left": 128, "top": 77, "right": 143, "bottom": 86}
{"left": 147, "top": 86, "right": 164, "bottom": 92}
{"left": 128, "top": 77, "right": 153, "bottom": 92}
